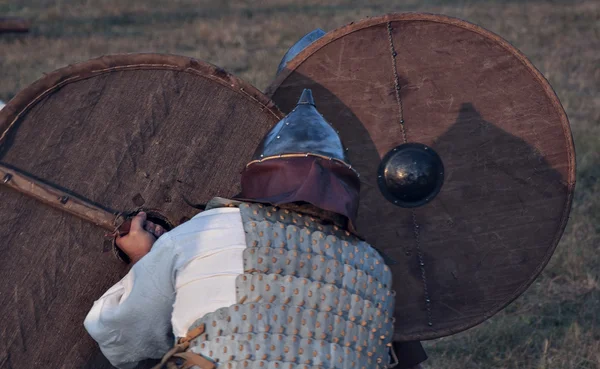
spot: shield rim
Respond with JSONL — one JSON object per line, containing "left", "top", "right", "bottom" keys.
{"left": 266, "top": 12, "right": 576, "bottom": 340}
{"left": 0, "top": 53, "right": 283, "bottom": 146}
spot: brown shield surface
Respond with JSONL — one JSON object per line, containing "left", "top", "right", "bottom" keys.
{"left": 267, "top": 13, "right": 576, "bottom": 341}
{"left": 0, "top": 54, "right": 282, "bottom": 368}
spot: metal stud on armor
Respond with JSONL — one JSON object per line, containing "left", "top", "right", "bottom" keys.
{"left": 186, "top": 202, "right": 395, "bottom": 368}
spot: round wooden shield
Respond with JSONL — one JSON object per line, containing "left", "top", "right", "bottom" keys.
{"left": 0, "top": 54, "right": 282, "bottom": 368}
{"left": 267, "top": 13, "right": 576, "bottom": 341}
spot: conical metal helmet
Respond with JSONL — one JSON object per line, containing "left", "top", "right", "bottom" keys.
{"left": 248, "top": 89, "right": 354, "bottom": 172}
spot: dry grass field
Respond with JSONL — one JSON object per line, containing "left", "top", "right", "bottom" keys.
{"left": 1, "top": 0, "right": 599, "bottom": 368}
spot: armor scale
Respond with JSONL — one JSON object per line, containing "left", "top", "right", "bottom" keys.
{"left": 186, "top": 199, "right": 396, "bottom": 369}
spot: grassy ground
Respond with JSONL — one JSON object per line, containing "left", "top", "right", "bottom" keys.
{"left": 1, "top": 0, "right": 599, "bottom": 368}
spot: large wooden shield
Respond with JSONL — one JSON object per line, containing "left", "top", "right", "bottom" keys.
{"left": 0, "top": 54, "right": 282, "bottom": 368}
{"left": 267, "top": 13, "right": 576, "bottom": 341}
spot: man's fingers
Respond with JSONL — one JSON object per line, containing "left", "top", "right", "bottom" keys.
{"left": 144, "top": 220, "right": 155, "bottom": 234}
{"left": 115, "top": 235, "right": 126, "bottom": 248}
{"left": 154, "top": 224, "right": 166, "bottom": 237}
{"left": 130, "top": 212, "right": 147, "bottom": 233}
{"left": 145, "top": 221, "right": 166, "bottom": 238}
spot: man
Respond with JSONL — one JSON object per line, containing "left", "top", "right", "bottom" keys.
{"left": 85, "top": 89, "right": 425, "bottom": 369}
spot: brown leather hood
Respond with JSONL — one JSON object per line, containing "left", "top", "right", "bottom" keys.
{"left": 235, "top": 156, "right": 360, "bottom": 233}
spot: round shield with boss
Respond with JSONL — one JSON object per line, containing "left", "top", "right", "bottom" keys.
{"left": 267, "top": 13, "right": 576, "bottom": 341}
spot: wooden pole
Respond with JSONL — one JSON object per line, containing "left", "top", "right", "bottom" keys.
{"left": 0, "top": 163, "right": 125, "bottom": 231}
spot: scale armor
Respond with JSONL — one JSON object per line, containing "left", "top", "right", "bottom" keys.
{"left": 186, "top": 201, "right": 395, "bottom": 369}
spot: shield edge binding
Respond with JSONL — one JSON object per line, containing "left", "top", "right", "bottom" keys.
{"left": 0, "top": 53, "right": 283, "bottom": 147}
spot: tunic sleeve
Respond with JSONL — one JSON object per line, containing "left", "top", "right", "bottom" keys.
{"left": 84, "top": 233, "right": 178, "bottom": 369}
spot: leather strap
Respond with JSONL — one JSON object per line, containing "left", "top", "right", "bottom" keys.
{"left": 151, "top": 324, "right": 215, "bottom": 369}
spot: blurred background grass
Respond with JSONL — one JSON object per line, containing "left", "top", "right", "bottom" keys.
{"left": 1, "top": 0, "right": 599, "bottom": 368}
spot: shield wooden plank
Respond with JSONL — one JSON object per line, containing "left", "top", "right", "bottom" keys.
{"left": 0, "top": 54, "right": 282, "bottom": 368}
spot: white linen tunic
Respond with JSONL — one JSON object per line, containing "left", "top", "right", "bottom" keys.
{"left": 84, "top": 207, "right": 246, "bottom": 369}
